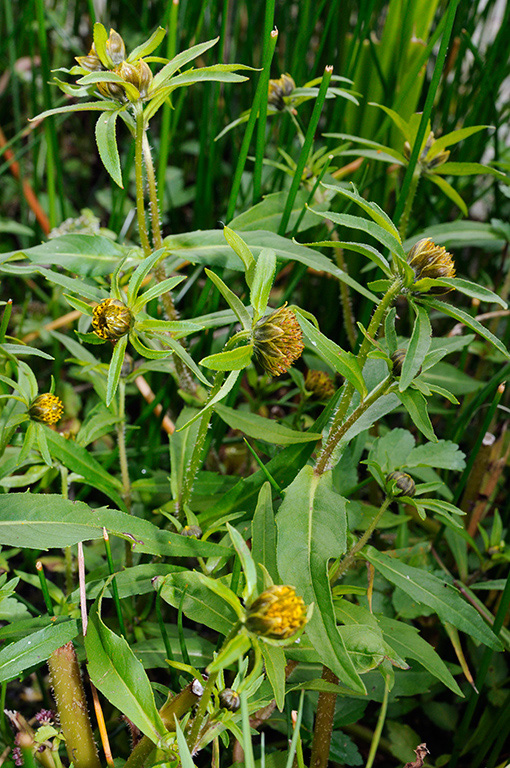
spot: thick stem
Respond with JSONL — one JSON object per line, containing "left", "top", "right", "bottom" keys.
{"left": 309, "top": 666, "right": 339, "bottom": 768}
{"left": 47, "top": 643, "right": 102, "bottom": 768}
{"left": 314, "top": 278, "right": 402, "bottom": 474}
{"left": 142, "top": 131, "right": 163, "bottom": 250}
{"left": 134, "top": 102, "right": 151, "bottom": 256}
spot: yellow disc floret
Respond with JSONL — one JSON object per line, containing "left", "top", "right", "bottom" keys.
{"left": 92, "top": 299, "right": 133, "bottom": 341}
{"left": 253, "top": 304, "right": 304, "bottom": 377}
{"left": 29, "top": 394, "right": 64, "bottom": 425}
{"left": 245, "top": 585, "right": 307, "bottom": 640}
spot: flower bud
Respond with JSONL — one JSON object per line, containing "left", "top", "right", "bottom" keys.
{"left": 268, "top": 73, "right": 295, "bottom": 110}
{"left": 218, "top": 688, "right": 240, "bottom": 712}
{"left": 75, "top": 52, "right": 103, "bottom": 72}
{"left": 305, "top": 369, "right": 335, "bottom": 400}
{"left": 97, "top": 80, "right": 128, "bottom": 102}
{"left": 92, "top": 299, "right": 133, "bottom": 341}
{"left": 117, "top": 60, "right": 153, "bottom": 98}
{"left": 181, "top": 525, "right": 202, "bottom": 539}
{"left": 29, "top": 394, "right": 64, "bottom": 425}
{"left": 245, "top": 585, "right": 307, "bottom": 640}
{"left": 106, "top": 29, "right": 126, "bottom": 65}
{"left": 407, "top": 238, "right": 455, "bottom": 293}
{"left": 390, "top": 349, "right": 422, "bottom": 379}
{"left": 253, "top": 304, "right": 304, "bottom": 377}
{"left": 386, "top": 471, "right": 416, "bottom": 498}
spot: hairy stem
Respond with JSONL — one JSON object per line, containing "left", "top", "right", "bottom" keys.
{"left": 332, "top": 497, "right": 391, "bottom": 581}
{"left": 309, "top": 666, "right": 339, "bottom": 768}
{"left": 398, "top": 170, "right": 420, "bottom": 241}
{"left": 315, "top": 278, "right": 402, "bottom": 474}
{"left": 134, "top": 102, "right": 151, "bottom": 256}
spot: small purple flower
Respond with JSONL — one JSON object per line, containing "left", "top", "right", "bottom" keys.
{"left": 12, "top": 747, "right": 23, "bottom": 767}
{"left": 35, "top": 709, "right": 56, "bottom": 726}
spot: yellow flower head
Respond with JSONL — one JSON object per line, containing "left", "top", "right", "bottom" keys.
{"left": 407, "top": 238, "right": 455, "bottom": 293}
{"left": 268, "top": 73, "right": 296, "bottom": 110}
{"left": 253, "top": 304, "right": 304, "bottom": 377}
{"left": 245, "top": 585, "right": 307, "bottom": 640}
{"left": 29, "top": 394, "right": 64, "bottom": 425}
{"left": 92, "top": 299, "right": 133, "bottom": 341}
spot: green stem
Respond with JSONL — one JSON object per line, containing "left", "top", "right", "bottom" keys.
{"left": 398, "top": 170, "right": 420, "bottom": 241}
{"left": 314, "top": 279, "right": 402, "bottom": 475}
{"left": 278, "top": 66, "right": 333, "bottom": 236}
{"left": 103, "top": 528, "right": 127, "bottom": 639}
{"left": 186, "top": 625, "right": 239, "bottom": 753}
{"left": 365, "top": 679, "right": 389, "bottom": 768}
{"left": 332, "top": 497, "right": 391, "bottom": 582}
{"left": 252, "top": 0, "right": 276, "bottom": 203}
{"left": 134, "top": 102, "right": 151, "bottom": 256}
{"left": 117, "top": 380, "right": 131, "bottom": 512}
{"left": 157, "top": 0, "right": 180, "bottom": 210}
{"left": 142, "top": 131, "right": 163, "bottom": 250}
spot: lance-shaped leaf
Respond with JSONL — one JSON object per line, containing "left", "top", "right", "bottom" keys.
{"left": 276, "top": 466, "right": 365, "bottom": 693}
{"left": 250, "top": 248, "right": 277, "bottom": 319}
{"left": 205, "top": 268, "right": 251, "bottom": 330}
{"left": 400, "top": 304, "right": 432, "bottom": 391}
{"left": 223, "top": 226, "right": 256, "bottom": 285}
{"left": 95, "top": 110, "right": 123, "bottom": 188}
{"left": 126, "top": 26, "right": 166, "bottom": 62}
{"left": 0, "top": 619, "right": 79, "bottom": 682}
{"left": 86, "top": 582, "right": 167, "bottom": 743}
{"left": 397, "top": 387, "right": 436, "bottom": 442}
{"left": 413, "top": 277, "right": 507, "bottom": 308}
{"left": 364, "top": 547, "right": 502, "bottom": 650}
{"left": 200, "top": 344, "right": 253, "bottom": 371}
{"left": 106, "top": 334, "right": 128, "bottom": 406}
{"left": 215, "top": 403, "right": 322, "bottom": 445}
{"left": 150, "top": 37, "right": 219, "bottom": 92}
{"left": 322, "top": 181, "right": 401, "bottom": 241}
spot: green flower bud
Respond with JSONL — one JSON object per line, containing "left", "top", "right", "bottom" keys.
{"left": 92, "top": 299, "right": 133, "bottom": 341}
{"left": 245, "top": 585, "right": 307, "bottom": 640}
{"left": 29, "top": 394, "right": 64, "bottom": 425}
{"left": 253, "top": 304, "right": 304, "bottom": 377}
{"left": 181, "top": 525, "right": 202, "bottom": 539}
{"left": 218, "top": 689, "right": 240, "bottom": 712}
{"left": 117, "top": 59, "right": 153, "bottom": 98}
{"left": 386, "top": 471, "right": 416, "bottom": 498}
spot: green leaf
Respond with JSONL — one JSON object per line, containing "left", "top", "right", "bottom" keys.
{"left": 403, "top": 221, "right": 505, "bottom": 252}
{"left": 223, "top": 226, "right": 255, "bottom": 285}
{"left": 406, "top": 440, "right": 465, "bottom": 470}
{"left": 38, "top": 267, "right": 105, "bottom": 301}
{"left": 93, "top": 22, "right": 111, "bottom": 67}
{"left": 127, "top": 26, "right": 166, "bottom": 62}
{"left": 156, "top": 333, "right": 213, "bottom": 386}
{"left": 207, "top": 633, "right": 251, "bottom": 673}
{"left": 106, "top": 335, "right": 127, "bottom": 406}
{"left": 377, "top": 616, "right": 462, "bottom": 695}
{"left": 364, "top": 547, "right": 502, "bottom": 650}
{"left": 43, "top": 429, "right": 126, "bottom": 510}
{"left": 204, "top": 268, "right": 251, "bottom": 330}
{"left": 215, "top": 403, "right": 321, "bottom": 445}
{"left": 9, "top": 234, "right": 127, "bottom": 276}
{"left": 414, "top": 277, "right": 507, "bottom": 308}
{"left": 126, "top": 248, "right": 168, "bottom": 305}
{"left": 154, "top": 572, "right": 238, "bottom": 635}
{"left": 230, "top": 190, "right": 330, "bottom": 236}
{"left": 150, "top": 37, "right": 219, "bottom": 91}
{"left": 303, "top": 240, "right": 391, "bottom": 276}
{"left": 132, "top": 275, "right": 186, "bottom": 313}
{"left": 400, "top": 305, "right": 432, "bottom": 391}
{"left": 177, "top": 370, "right": 241, "bottom": 431}
{"left": 0, "top": 343, "right": 54, "bottom": 360}
{"left": 250, "top": 248, "right": 277, "bottom": 318}
{"left": 309, "top": 208, "right": 407, "bottom": 264}
{"left": 397, "top": 388, "right": 436, "bottom": 442}
{"left": 200, "top": 344, "right": 253, "bottom": 371}
{"left": 30, "top": 101, "right": 119, "bottom": 122}
{"left": 227, "top": 523, "right": 258, "bottom": 603}
{"left": 295, "top": 313, "right": 366, "bottom": 397}
{"left": 0, "top": 619, "right": 79, "bottom": 682}
{"left": 368, "top": 103, "right": 410, "bottom": 141}
{"left": 0, "top": 494, "right": 229, "bottom": 557}
{"left": 420, "top": 298, "right": 510, "bottom": 359}
{"left": 163, "top": 229, "right": 377, "bottom": 303}
{"left": 86, "top": 582, "right": 167, "bottom": 743}
{"left": 261, "top": 643, "right": 286, "bottom": 711}
{"left": 322, "top": 182, "right": 401, "bottom": 241}
{"left": 426, "top": 125, "right": 490, "bottom": 160}
{"left": 434, "top": 162, "right": 508, "bottom": 182}
{"left": 426, "top": 174, "right": 467, "bottom": 216}
{"left": 95, "top": 110, "right": 123, "bottom": 188}
{"left": 277, "top": 466, "right": 365, "bottom": 693}
{"left": 251, "top": 483, "right": 278, "bottom": 583}
{"left": 136, "top": 318, "right": 202, "bottom": 338}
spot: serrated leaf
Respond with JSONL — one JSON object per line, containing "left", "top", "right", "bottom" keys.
{"left": 95, "top": 110, "right": 123, "bottom": 188}
{"left": 421, "top": 298, "right": 510, "bottom": 359}
{"left": 250, "top": 248, "right": 277, "bottom": 318}
{"left": 397, "top": 388, "right": 436, "bottom": 442}
{"left": 322, "top": 182, "right": 401, "bottom": 241}
{"left": 150, "top": 37, "right": 219, "bottom": 91}
{"left": 200, "top": 344, "right": 253, "bottom": 371}
{"left": 406, "top": 440, "right": 465, "bottom": 470}
{"left": 415, "top": 277, "right": 506, "bottom": 308}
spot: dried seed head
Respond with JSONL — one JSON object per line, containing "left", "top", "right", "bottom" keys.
{"left": 29, "top": 394, "right": 64, "bottom": 425}
{"left": 305, "top": 369, "right": 336, "bottom": 400}
{"left": 268, "top": 73, "right": 296, "bottom": 110}
{"left": 386, "top": 471, "right": 416, "bottom": 498}
{"left": 253, "top": 304, "right": 304, "bottom": 377}
{"left": 407, "top": 238, "right": 455, "bottom": 293}
{"left": 92, "top": 299, "right": 133, "bottom": 341}
{"left": 218, "top": 688, "right": 240, "bottom": 712}
{"left": 245, "top": 585, "right": 307, "bottom": 640}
